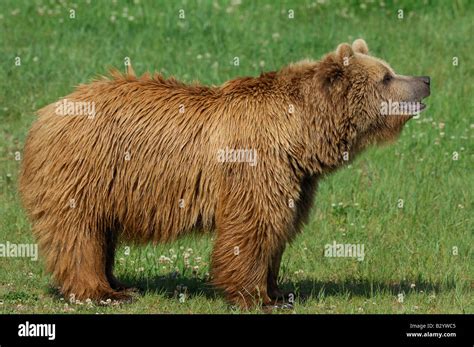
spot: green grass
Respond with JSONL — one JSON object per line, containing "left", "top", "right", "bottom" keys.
{"left": 0, "top": 0, "right": 472, "bottom": 314}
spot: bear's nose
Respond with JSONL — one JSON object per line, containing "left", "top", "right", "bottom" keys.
{"left": 420, "top": 76, "right": 430, "bottom": 85}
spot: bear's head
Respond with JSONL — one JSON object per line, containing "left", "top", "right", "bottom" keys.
{"left": 312, "top": 39, "right": 430, "bottom": 155}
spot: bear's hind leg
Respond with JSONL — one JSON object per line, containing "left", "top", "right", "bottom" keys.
{"left": 38, "top": 218, "right": 132, "bottom": 303}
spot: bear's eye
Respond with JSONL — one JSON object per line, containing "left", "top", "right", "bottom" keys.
{"left": 382, "top": 73, "right": 393, "bottom": 84}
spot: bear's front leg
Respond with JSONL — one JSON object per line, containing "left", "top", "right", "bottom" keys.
{"left": 211, "top": 225, "right": 277, "bottom": 309}
{"left": 267, "top": 247, "right": 285, "bottom": 300}
{"left": 211, "top": 185, "right": 293, "bottom": 309}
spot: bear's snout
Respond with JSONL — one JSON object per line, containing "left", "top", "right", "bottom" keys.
{"left": 419, "top": 76, "right": 430, "bottom": 86}
{"left": 417, "top": 76, "right": 431, "bottom": 98}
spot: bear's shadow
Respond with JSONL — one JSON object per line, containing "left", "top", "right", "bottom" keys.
{"left": 111, "top": 274, "right": 453, "bottom": 304}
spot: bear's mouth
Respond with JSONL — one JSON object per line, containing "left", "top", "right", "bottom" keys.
{"left": 399, "top": 100, "right": 427, "bottom": 116}
{"left": 417, "top": 101, "right": 427, "bottom": 112}
{"left": 380, "top": 99, "right": 428, "bottom": 118}
{"left": 407, "top": 100, "right": 427, "bottom": 115}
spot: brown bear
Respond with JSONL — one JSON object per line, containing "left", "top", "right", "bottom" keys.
{"left": 19, "top": 39, "right": 430, "bottom": 309}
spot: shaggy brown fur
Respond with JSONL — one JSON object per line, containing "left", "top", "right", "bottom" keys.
{"left": 19, "top": 39, "right": 430, "bottom": 308}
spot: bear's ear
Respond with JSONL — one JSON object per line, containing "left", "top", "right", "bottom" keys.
{"left": 336, "top": 43, "right": 354, "bottom": 62}
{"left": 352, "top": 39, "right": 369, "bottom": 54}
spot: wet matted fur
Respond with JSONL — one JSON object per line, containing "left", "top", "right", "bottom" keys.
{"left": 19, "top": 39, "right": 430, "bottom": 308}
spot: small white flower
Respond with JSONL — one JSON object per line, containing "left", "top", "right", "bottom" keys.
{"left": 159, "top": 255, "right": 171, "bottom": 264}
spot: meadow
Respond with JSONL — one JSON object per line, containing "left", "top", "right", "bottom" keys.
{"left": 0, "top": 0, "right": 472, "bottom": 314}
